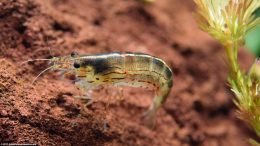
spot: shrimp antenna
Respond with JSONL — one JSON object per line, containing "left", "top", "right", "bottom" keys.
{"left": 48, "top": 47, "right": 54, "bottom": 58}
{"left": 31, "top": 65, "right": 54, "bottom": 85}
{"left": 21, "top": 58, "right": 52, "bottom": 65}
{"left": 45, "top": 35, "right": 55, "bottom": 58}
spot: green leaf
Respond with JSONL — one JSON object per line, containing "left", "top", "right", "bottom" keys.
{"left": 249, "top": 60, "right": 260, "bottom": 80}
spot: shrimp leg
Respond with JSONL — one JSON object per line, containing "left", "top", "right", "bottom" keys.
{"left": 74, "top": 79, "right": 100, "bottom": 106}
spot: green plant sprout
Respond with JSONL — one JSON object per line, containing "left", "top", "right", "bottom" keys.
{"left": 194, "top": 0, "right": 260, "bottom": 144}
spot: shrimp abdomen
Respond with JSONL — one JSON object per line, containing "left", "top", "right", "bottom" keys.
{"left": 79, "top": 52, "right": 173, "bottom": 127}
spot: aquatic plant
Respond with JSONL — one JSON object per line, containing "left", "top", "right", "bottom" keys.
{"left": 194, "top": 0, "right": 260, "bottom": 144}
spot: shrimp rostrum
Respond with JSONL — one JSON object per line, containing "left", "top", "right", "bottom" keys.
{"left": 29, "top": 52, "right": 173, "bottom": 127}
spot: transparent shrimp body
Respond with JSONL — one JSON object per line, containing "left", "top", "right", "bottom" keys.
{"left": 32, "top": 52, "right": 173, "bottom": 128}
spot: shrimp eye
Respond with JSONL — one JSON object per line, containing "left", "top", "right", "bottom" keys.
{"left": 73, "top": 62, "right": 81, "bottom": 68}
{"left": 71, "top": 52, "right": 78, "bottom": 57}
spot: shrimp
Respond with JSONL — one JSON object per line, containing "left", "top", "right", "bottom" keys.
{"left": 27, "top": 52, "right": 173, "bottom": 128}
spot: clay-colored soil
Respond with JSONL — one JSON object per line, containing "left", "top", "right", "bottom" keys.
{"left": 0, "top": 0, "right": 258, "bottom": 145}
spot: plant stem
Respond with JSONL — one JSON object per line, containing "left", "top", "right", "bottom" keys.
{"left": 226, "top": 39, "right": 260, "bottom": 142}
